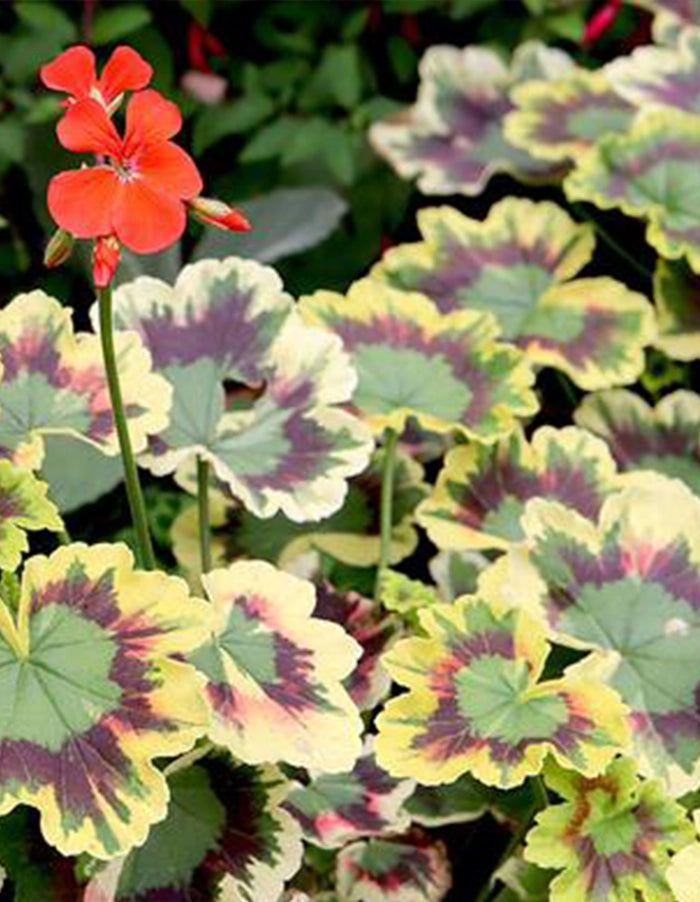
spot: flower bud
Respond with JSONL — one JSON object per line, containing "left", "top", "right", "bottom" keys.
{"left": 43, "top": 227, "right": 74, "bottom": 269}
{"left": 188, "top": 196, "right": 251, "bottom": 232}
{"left": 92, "top": 236, "right": 121, "bottom": 288}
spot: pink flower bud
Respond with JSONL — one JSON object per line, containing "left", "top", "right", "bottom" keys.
{"left": 92, "top": 236, "right": 121, "bottom": 288}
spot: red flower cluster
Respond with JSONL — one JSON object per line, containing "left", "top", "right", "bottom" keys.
{"left": 43, "top": 46, "right": 250, "bottom": 286}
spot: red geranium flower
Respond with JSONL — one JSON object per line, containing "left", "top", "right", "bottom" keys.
{"left": 41, "top": 45, "right": 152, "bottom": 111}
{"left": 47, "top": 89, "right": 203, "bottom": 254}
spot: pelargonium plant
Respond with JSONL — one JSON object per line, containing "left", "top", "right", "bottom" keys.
{"left": 1, "top": 14, "right": 700, "bottom": 902}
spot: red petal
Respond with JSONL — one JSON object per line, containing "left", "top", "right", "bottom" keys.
{"left": 56, "top": 98, "right": 122, "bottom": 156}
{"left": 136, "top": 142, "right": 203, "bottom": 199}
{"left": 47, "top": 167, "right": 119, "bottom": 238}
{"left": 40, "top": 46, "right": 96, "bottom": 98}
{"left": 98, "top": 46, "right": 152, "bottom": 103}
{"left": 113, "top": 180, "right": 186, "bottom": 253}
{"left": 124, "top": 89, "right": 182, "bottom": 155}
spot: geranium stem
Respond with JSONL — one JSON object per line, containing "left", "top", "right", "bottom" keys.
{"left": 375, "top": 427, "right": 399, "bottom": 601}
{"left": 474, "top": 775, "right": 549, "bottom": 902}
{"left": 97, "top": 284, "right": 156, "bottom": 570}
{"left": 197, "top": 455, "right": 212, "bottom": 577}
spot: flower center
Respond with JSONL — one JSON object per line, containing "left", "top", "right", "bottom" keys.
{"left": 112, "top": 157, "right": 139, "bottom": 182}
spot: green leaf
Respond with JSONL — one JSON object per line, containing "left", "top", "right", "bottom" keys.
{"left": 178, "top": 0, "right": 212, "bottom": 26}
{"left": 193, "top": 186, "right": 347, "bottom": 263}
{"left": 545, "top": 9, "right": 584, "bottom": 40}
{"left": 40, "top": 435, "right": 122, "bottom": 515}
{"left": 387, "top": 34, "right": 417, "bottom": 83}
{"left": 3, "top": 32, "right": 67, "bottom": 82}
{"left": 14, "top": 2, "right": 76, "bottom": 40}
{"left": 0, "top": 120, "right": 25, "bottom": 164}
{"left": 450, "top": 0, "right": 498, "bottom": 17}
{"left": 382, "top": 0, "right": 441, "bottom": 12}
{"left": 91, "top": 4, "right": 152, "bottom": 44}
{"left": 239, "top": 116, "right": 302, "bottom": 163}
{"left": 354, "top": 96, "right": 405, "bottom": 127}
{"left": 281, "top": 118, "right": 357, "bottom": 184}
{"left": 194, "top": 94, "right": 276, "bottom": 155}
{"left": 299, "top": 44, "right": 364, "bottom": 111}
{"left": 259, "top": 58, "right": 312, "bottom": 95}
{"left": 342, "top": 7, "right": 369, "bottom": 40}
{"left": 0, "top": 808, "right": 81, "bottom": 901}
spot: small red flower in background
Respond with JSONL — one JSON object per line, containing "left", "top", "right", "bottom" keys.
{"left": 187, "top": 20, "right": 226, "bottom": 74}
{"left": 48, "top": 89, "right": 202, "bottom": 254}
{"left": 582, "top": 0, "right": 623, "bottom": 47}
{"left": 41, "top": 45, "right": 152, "bottom": 112}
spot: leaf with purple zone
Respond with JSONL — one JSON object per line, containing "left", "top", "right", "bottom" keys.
{"left": 505, "top": 69, "right": 635, "bottom": 164}
{"left": 607, "top": 26, "right": 700, "bottom": 116}
{"left": 491, "top": 859, "right": 555, "bottom": 902}
{"left": 403, "top": 763, "right": 539, "bottom": 831}
{"left": 667, "top": 809, "right": 700, "bottom": 902}
{"left": 379, "top": 570, "right": 441, "bottom": 617}
{"left": 299, "top": 279, "right": 538, "bottom": 442}
{"left": 417, "top": 426, "right": 618, "bottom": 553}
{"left": 429, "top": 550, "right": 489, "bottom": 602}
{"left": 374, "top": 595, "right": 628, "bottom": 788}
{"left": 336, "top": 831, "right": 451, "bottom": 902}
{"left": 524, "top": 758, "right": 694, "bottom": 902}
{"left": 172, "top": 497, "right": 397, "bottom": 711}
{"left": 171, "top": 447, "right": 428, "bottom": 578}
{"left": 653, "top": 259, "right": 700, "bottom": 360}
{"left": 632, "top": 0, "right": 700, "bottom": 44}
{"left": 190, "top": 560, "right": 363, "bottom": 772}
{"left": 312, "top": 581, "right": 395, "bottom": 712}
{"left": 574, "top": 389, "right": 700, "bottom": 495}
{"left": 282, "top": 741, "right": 414, "bottom": 848}
{"left": 511, "top": 476, "right": 700, "bottom": 795}
{"left": 372, "top": 200, "right": 655, "bottom": 390}
{"left": 0, "top": 291, "right": 171, "bottom": 470}
{"left": 0, "top": 542, "right": 210, "bottom": 858}
{"left": 565, "top": 108, "right": 700, "bottom": 270}
{"left": 105, "top": 257, "right": 373, "bottom": 521}
{"left": 85, "top": 757, "right": 303, "bottom": 902}
{"left": 368, "top": 42, "right": 572, "bottom": 197}
{"left": 0, "top": 460, "right": 63, "bottom": 570}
